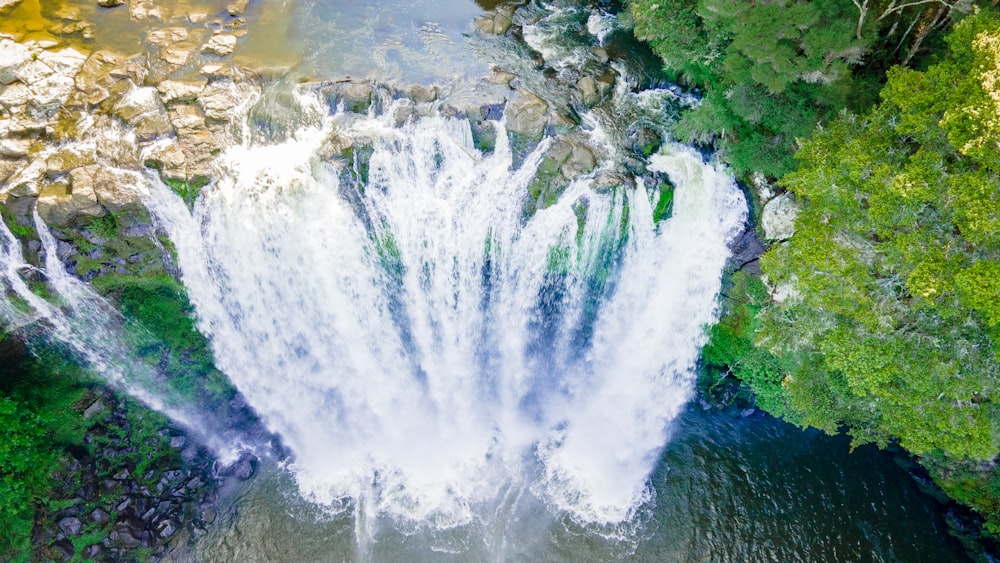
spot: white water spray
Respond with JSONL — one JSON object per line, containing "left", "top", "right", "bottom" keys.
{"left": 143, "top": 88, "right": 746, "bottom": 529}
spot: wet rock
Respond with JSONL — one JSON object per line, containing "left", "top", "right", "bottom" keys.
{"left": 203, "top": 34, "right": 237, "bottom": 57}
{"left": 0, "top": 39, "right": 32, "bottom": 84}
{"left": 97, "top": 0, "right": 126, "bottom": 7}
{"left": 92, "top": 167, "right": 143, "bottom": 214}
{"left": 157, "top": 79, "right": 206, "bottom": 104}
{"left": 576, "top": 75, "right": 599, "bottom": 107}
{"left": 488, "top": 67, "right": 516, "bottom": 86}
{"left": 546, "top": 135, "right": 596, "bottom": 180}
{"left": 216, "top": 452, "right": 257, "bottom": 481}
{"left": 226, "top": 0, "right": 249, "bottom": 17}
{"left": 170, "top": 436, "right": 186, "bottom": 449}
{"left": 200, "top": 80, "right": 251, "bottom": 122}
{"left": 0, "top": 138, "right": 30, "bottom": 158}
{"left": 58, "top": 516, "right": 82, "bottom": 535}
{"left": 475, "top": 4, "right": 515, "bottom": 35}
{"left": 761, "top": 192, "right": 799, "bottom": 240}
{"left": 160, "top": 46, "right": 194, "bottom": 67}
{"left": 0, "top": 0, "right": 23, "bottom": 13}
{"left": 505, "top": 88, "right": 548, "bottom": 141}
{"left": 49, "top": 539, "right": 74, "bottom": 561}
{"left": 0, "top": 82, "right": 30, "bottom": 107}
{"left": 157, "top": 519, "right": 178, "bottom": 539}
{"left": 322, "top": 79, "right": 373, "bottom": 113}
{"left": 83, "top": 399, "right": 106, "bottom": 419}
{"left": 146, "top": 27, "right": 189, "bottom": 48}
{"left": 74, "top": 51, "right": 127, "bottom": 105}
{"left": 130, "top": 0, "right": 162, "bottom": 21}
{"left": 90, "top": 508, "right": 110, "bottom": 524}
{"left": 37, "top": 167, "right": 107, "bottom": 227}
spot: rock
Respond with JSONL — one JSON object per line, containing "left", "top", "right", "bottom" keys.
{"left": 58, "top": 516, "right": 82, "bottom": 535}
{"left": 0, "top": 0, "right": 23, "bottom": 13}
{"left": 160, "top": 46, "right": 193, "bottom": 67}
{"left": 761, "top": 192, "right": 799, "bottom": 240}
{"left": 97, "top": 0, "right": 126, "bottom": 7}
{"left": 46, "top": 147, "right": 95, "bottom": 178}
{"left": 202, "top": 34, "right": 237, "bottom": 57}
{"left": 0, "top": 40, "right": 31, "bottom": 84}
{"left": 113, "top": 85, "right": 162, "bottom": 122}
{"left": 199, "top": 80, "right": 246, "bottom": 122}
{"left": 547, "top": 136, "right": 596, "bottom": 180}
{"left": 226, "top": 0, "right": 249, "bottom": 17}
{"left": 488, "top": 67, "right": 516, "bottom": 86}
{"left": 169, "top": 436, "right": 186, "bottom": 449}
{"left": 0, "top": 138, "right": 29, "bottom": 158}
{"left": 92, "top": 167, "right": 143, "bottom": 214}
{"left": 74, "top": 51, "right": 127, "bottom": 105}
{"left": 576, "top": 75, "right": 599, "bottom": 107}
{"left": 37, "top": 167, "right": 107, "bottom": 227}
{"left": 216, "top": 452, "right": 257, "bottom": 481}
{"left": 157, "top": 79, "right": 206, "bottom": 104}
{"left": 49, "top": 539, "right": 74, "bottom": 561}
{"left": 505, "top": 88, "right": 548, "bottom": 141}
{"left": 146, "top": 28, "right": 189, "bottom": 48}
{"left": 83, "top": 399, "right": 106, "bottom": 419}
{"left": 0, "top": 82, "right": 30, "bottom": 107}
{"left": 90, "top": 508, "right": 110, "bottom": 524}
{"left": 322, "top": 79, "right": 372, "bottom": 113}
{"left": 130, "top": 0, "right": 162, "bottom": 21}
{"left": 157, "top": 519, "right": 178, "bottom": 539}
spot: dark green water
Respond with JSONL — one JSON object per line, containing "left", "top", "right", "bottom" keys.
{"left": 192, "top": 406, "right": 968, "bottom": 562}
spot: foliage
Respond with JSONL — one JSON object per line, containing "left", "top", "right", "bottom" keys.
{"left": 702, "top": 270, "right": 797, "bottom": 419}
{"left": 0, "top": 342, "right": 91, "bottom": 560}
{"left": 629, "top": 0, "right": 961, "bottom": 178}
{"left": 756, "top": 10, "right": 1000, "bottom": 460}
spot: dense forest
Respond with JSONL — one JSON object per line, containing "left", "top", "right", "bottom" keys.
{"left": 631, "top": 0, "right": 1000, "bottom": 542}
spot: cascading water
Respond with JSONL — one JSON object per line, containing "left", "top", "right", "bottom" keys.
{"left": 141, "top": 85, "right": 747, "bottom": 536}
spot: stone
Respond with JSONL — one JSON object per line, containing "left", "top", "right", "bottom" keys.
{"left": 146, "top": 28, "right": 189, "bottom": 47}
{"left": 160, "top": 46, "right": 193, "bottom": 67}
{"left": 157, "top": 79, "right": 206, "bottom": 104}
{"left": 83, "top": 399, "right": 106, "bottom": 419}
{"left": 46, "top": 147, "right": 94, "bottom": 178}
{"left": 37, "top": 167, "right": 107, "bottom": 227}
{"left": 202, "top": 34, "right": 237, "bottom": 57}
{"left": 761, "top": 192, "right": 799, "bottom": 240}
{"left": 505, "top": 89, "right": 548, "bottom": 141}
{"left": 130, "top": 0, "right": 162, "bottom": 21}
{"left": 226, "top": 0, "right": 249, "bottom": 17}
{"left": 169, "top": 436, "right": 186, "bottom": 449}
{"left": 0, "top": 138, "right": 29, "bottom": 158}
{"left": 113, "top": 86, "right": 161, "bottom": 122}
{"left": 90, "top": 508, "right": 110, "bottom": 524}
{"left": 488, "top": 67, "right": 516, "bottom": 86}
{"left": 135, "top": 113, "right": 173, "bottom": 140}
{"left": 74, "top": 51, "right": 126, "bottom": 105}
{"left": 0, "top": 39, "right": 31, "bottom": 84}
{"left": 58, "top": 516, "right": 82, "bottom": 535}
{"left": 199, "top": 80, "right": 249, "bottom": 122}
{"left": 92, "top": 167, "right": 142, "bottom": 214}
{"left": 0, "top": 82, "right": 30, "bottom": 107}
{"left": 97, "top": 0, "right": 126, "bottom": 7}
{"left": 323, "top": 79, "right": 372, "bottom": 113}
{"left": 36, "top": 48, "right": 87, "bottom": 77}
{"left": 0, "top": 0, "right": 23, "bottom": 12}
{"left": 576, "top": 75, "right": 599, "bottom": 107}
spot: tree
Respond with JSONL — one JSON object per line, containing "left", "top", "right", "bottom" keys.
{"left": 756, "top": 8, "right": 1000, "bottom": 459}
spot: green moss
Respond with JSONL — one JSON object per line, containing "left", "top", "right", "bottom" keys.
{"left": 651, "top": 182, "right": 675, "bottom": 224}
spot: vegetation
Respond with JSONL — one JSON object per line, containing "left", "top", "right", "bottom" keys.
{"left": 664, "top": 4, "right": 1000, "bottom": 540}
{"left": 629, "top": 0, "right": 962, "bottom": 178}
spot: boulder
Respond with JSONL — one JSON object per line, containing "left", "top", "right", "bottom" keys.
{"left": 199, "top": 80, "right": 247, "bottom": 122}
{"left": 97, "top": 0, "right": 126, "bottom": 7}
{"left": 157, "top": 79, "right": 206, "bottom": 104}
{"left": 160, "top": 46, "right": 194, "bottom": 67}
{"left": 57, "top": 516, "right": 82, "bottom": 536}
{"left": 37, "top": 167, "right": 107, "bottom": 227}
{"left": 92, "top": 167, "right": 143, "bottom": 214}
{"left": 322, "top": 79, "right": 372, "bottom": 113}
{"left": 505, "top": 88, "right": 548, "bottom": 141}
{"left": 45, "top": 147, "right": 95, "bottom": 178}
{"left": 0, "top": 0, "right": 23, "bottom": 12}
{"left": 74, "top": 51, "right": 127, "bottom": 105}
{"left": 576, "top": 75, "right": 599, "bottom": 107}
{"left": 0, "top": 138, "right": 30, "bottom": 158}
{"left": 129, "top": 0, "right": 162, "bottom": 21}
{"left": 0, "top": 40, "right": 31, "bottom": 84}
{"left": 146, "top": 28, "right": 189, "bottom": 48}
{"left": 226, "top": 0, "right": 249, "bottom": 16}
{"left": 0, "top": 82, "right": 30, "bottom": 107}
{"left": 202, "top": 34, "right": 237, "bottom": 57}
{"left": 113, "top": 86, "right": 162, "bottom": 123}
{"left": 761, "top": 192, "right": 799, "bottom": 240}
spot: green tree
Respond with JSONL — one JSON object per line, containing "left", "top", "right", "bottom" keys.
{"left": 757, "top": 8, "right": 1000, "bottom": 460}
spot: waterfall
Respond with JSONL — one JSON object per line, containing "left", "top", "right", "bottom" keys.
{"left": 142, "top": 92, "right": 747, "bottom": 527}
